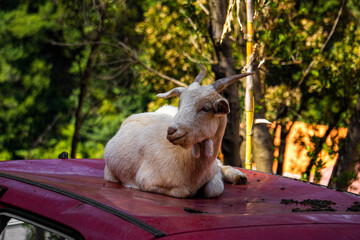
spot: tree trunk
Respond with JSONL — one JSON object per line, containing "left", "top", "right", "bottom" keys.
{"left": 209, "top": 0, "right": 241, "bottom": 167}
{"left": 70, "top": 3, "right": 108, "bottom": 158}
{"left": 244, "top": 0, "right": 255, "bottom": 170}
{"left": 70, "top": 44, "right": 99, "bottom": 158}
{"left": 276, "top": 122, "right": 287, "bottom": 175}
{"left": 238, "top": 1, "right": 273, "bottom": 173}
{"left": 329, "top": 97, "right": 360, "bottom": 190}
{"left": 252, "top": 68, "right": 273, "bottom": 173}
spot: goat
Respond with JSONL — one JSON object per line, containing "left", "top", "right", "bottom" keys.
{"left": 104, "top": 65, "right": 251, "bottom": 198}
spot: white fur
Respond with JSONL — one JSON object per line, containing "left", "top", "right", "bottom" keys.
{"left": 104, "top": 79, "right": 247, "bottom": 198}
{"left": 155, "top": 105, "right": 178, "bottom": 117}
{"left": 204, "top": 169, "right": 224, "bottom": 198}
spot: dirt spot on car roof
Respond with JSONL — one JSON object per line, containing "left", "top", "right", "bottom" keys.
{"left": 346, "top": 201, "right": 360, "bottom": 212}
{"left": 281, "top": 198, "right": 336, "bottom": 212}
{"left": 183, "top": 208, "right": 208, "bottom": 214}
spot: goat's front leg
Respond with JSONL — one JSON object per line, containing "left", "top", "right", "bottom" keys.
{"left": 216, "top": 159, "right": 247, "bottom": 185}
{"left": 203, "top": 166, "right": 224, "bottom": 198}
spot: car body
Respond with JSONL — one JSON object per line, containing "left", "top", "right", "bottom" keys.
{"left": 0, "top": 158, "right": 359, "bottom": 239}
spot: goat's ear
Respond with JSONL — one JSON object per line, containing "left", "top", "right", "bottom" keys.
{"left": 214, "top": 99, "right": 230, "bottom": 116}
{"left": 156, "top": 87, "right": 185, "bottom": 98}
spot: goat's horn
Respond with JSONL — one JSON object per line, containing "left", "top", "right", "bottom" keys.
{"left": 193, "top": 64, "right": 206, "bottom": 84}
{"left": 212, "top": 72, "right": 254, "bottom": 93}
{"left": 156, "top": 87, "right": 186, "bottom": 98}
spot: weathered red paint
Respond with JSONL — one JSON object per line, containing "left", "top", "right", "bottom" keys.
{"left": 0, "top": 158, "right": 359, "bottom": 239}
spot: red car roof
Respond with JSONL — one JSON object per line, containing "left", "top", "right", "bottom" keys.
{"left": 0, "top": 158, "right": 359, "bottom": 239}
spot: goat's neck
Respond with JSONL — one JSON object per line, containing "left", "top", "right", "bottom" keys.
{"left": 190, "top": 116, "right": 227, "bottom": 166}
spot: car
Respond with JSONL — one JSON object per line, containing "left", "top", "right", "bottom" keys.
{"left": 0, "top": 157, "right": 359, "bottom": 239}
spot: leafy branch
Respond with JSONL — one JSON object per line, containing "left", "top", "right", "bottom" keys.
{"left": 50, "top": 40, "right": 188, "bottom": 88}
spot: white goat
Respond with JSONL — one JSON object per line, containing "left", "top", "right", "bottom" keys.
{"left": 104, "top": 65, "right": 250, "bottom": 198}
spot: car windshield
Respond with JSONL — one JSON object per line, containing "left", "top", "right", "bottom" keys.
{"left": 0, "top": 215, "right": 74, "bottom": 240}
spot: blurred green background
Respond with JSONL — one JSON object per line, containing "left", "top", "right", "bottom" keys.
{"left": 0, "top": 0, "right": 359, "bottom": 182}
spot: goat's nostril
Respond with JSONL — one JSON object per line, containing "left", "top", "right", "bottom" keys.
{"left": 167, "top": 127, "right": 177, "bottom": 135}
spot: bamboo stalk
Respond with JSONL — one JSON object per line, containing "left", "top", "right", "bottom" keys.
{"left": 245, "top": 0, "right": 254, "bottom": 169}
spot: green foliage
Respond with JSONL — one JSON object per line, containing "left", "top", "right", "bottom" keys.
{"left": 0, "top": 0, "right": 150, "bottom": 160}
{"left": 0, "top": 1, "right": 71, "bottom": 160}
{"left": 256, "top": 0, "right": 360, "bottom": 184}
{"left": 136, "top": 0, "right": 214, "bottom": 92}
{"left": 260, "top": 0, "right": 360, "bottom": 122}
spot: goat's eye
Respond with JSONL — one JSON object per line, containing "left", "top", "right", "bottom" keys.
{"left": 201, "top": 107, "right": 211, "bottom": 112}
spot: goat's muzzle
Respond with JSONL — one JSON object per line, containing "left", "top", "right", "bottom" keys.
{"left": 167, "top": 126, "right": 177, "bottom": 136}
{"left": 166, "top": 126, "right": 187, "bottom": 147}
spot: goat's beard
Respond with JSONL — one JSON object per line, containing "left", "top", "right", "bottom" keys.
{"left": 167, "top": 133, "right": 214, "bottom": 158}
{"left": 192, "top": 139, "right": 214, "bottom": 159}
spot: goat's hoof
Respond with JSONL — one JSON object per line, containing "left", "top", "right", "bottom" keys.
{"left": 232, "top": 174, "right": 247, "bottom": 185}
{"left": 223, "top": 167, "right": 247, "bottom": 185}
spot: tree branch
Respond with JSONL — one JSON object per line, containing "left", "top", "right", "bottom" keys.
{"left": 50, "top": 40, "right": 188, "bottom": 87}
{"left": 197, "top": 0, "right": 209, "bottom": 15}
{"left": 29, "top": 115, "right": 60, "bottom": 146}
{"left": 297, "top": 0, "right": 346, "bottom": 87}
{"left": 136, "top": 60, "right": 188, "bottom": 88}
